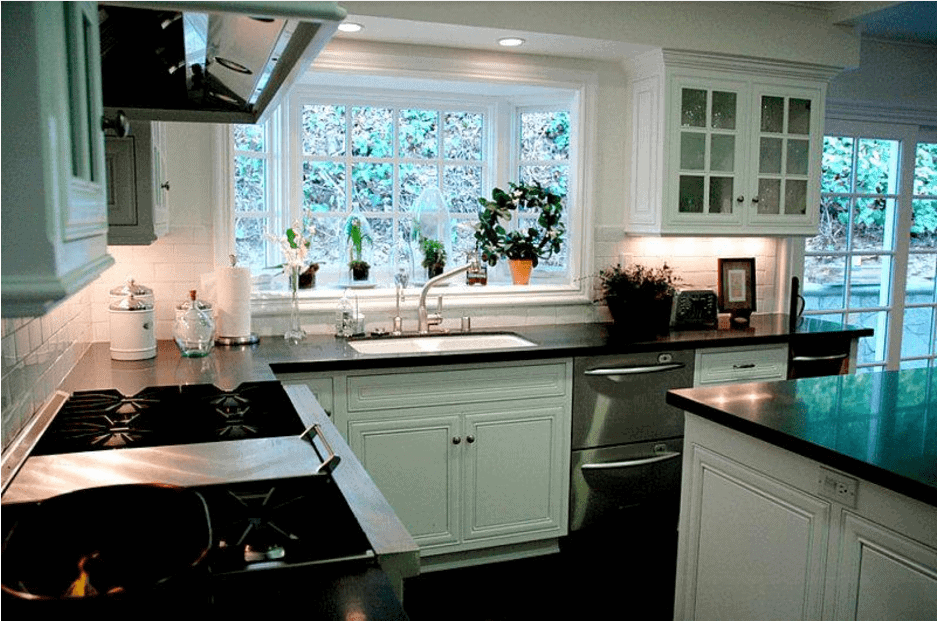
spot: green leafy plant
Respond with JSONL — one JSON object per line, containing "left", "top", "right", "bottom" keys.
{"left": 598, "top": 263, "right": 680, "bottom": 303}
{"left": 419, "top": 235, "right": 447, "bottom": 270}
{"left": 344, "top": 216, "right": 372, "bottom": 269}
{"left": 474, "top": 181, "right": 565, "bottom": 267}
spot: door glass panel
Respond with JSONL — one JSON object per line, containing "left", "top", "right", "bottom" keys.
{"left": 760, "top": 138, "right": 782, "bottom": 174}
{"left": 848, "top": 253, "right": 892, "bottom": 303}
{"left": 822, "top": 136, "right": 854, "bottom": 193}
{"left": 854, "top": 197, "right": 893, "bottom": 251}
{"left": 787, "top": 139, "right": 810, "bottom": 175}
{"left": 680, "top": 133, "right": 705, "bottom": 170}
{"left": 911, "top": 199, "right": 937, "bottom": 251}
{"left": 901, "top": 307, "right": 935, "bottom": 360}
{"left": 848, "top": 310, "right": 889, "bottom": 365}
{"left": 784, "top": 179, "right": 808, "bottom": 215}
{"left": 856, "top": 139, "right": 900, "bottom": 194}
{"left": 809, "top": 196, "right": 849, "bottom": 252}
{"left": 804, "top": 255, "right": 846, "bottom": 307}
{"left": 679, "top": 176, "right": 704, "bottom": 213}
{"left": 914, "top": 143, "right": 937, "bottom": 195}
{"left": 788, "top": 99, "right": 811, "bottom": 135}
{"left": 784, "top": 179, "right": 807, "bottom": 216}
{"left": 757, "top": 178, "right": 781, "bottom": 214}
{"left": 681, "top": 89, "right": 707, "bottom": 128}
{"left": 710, "top": 135, "right": 735, "bottom": 172}
{"left": 760, "top": 96, "right": 784, "bottom": 133}
{"left": 709, "top": 177, "right": 734, "bottom": 214}
{"left": 711, "top": 91, "right": 737, "bottom": 129}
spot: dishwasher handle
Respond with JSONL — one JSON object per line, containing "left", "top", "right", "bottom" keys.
{"left": 584, "top": 362, "right": 685, "bottom": 381}
{"left": 580, "top": 451, "right": 681, "bottom": 470}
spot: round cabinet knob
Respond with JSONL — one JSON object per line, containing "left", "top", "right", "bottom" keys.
{"left": 751, "top": 196, "right": 760, "bottom": 203}
{"left": 736, "top": 195, "right": 745, "bottom": 203}
{"left": 452, "top": 436, "right": 461, "bottom": 445}
{"left": 161, "top": 181, "right": 171, "bottom": 191}
{"left": 466, "top": 435, "right": 475, "bottom": 444}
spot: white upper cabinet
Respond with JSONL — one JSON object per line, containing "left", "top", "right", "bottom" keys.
{"left": 1, "top": 2, "right": 113, "bottom": 317}
{"left": 628, "top": 50, "right": 838, "bottom": 236}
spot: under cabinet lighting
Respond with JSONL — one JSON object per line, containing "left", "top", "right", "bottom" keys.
{"left": 338, "top": 22, "right": 364, "bottom": 33}
{"left": 497, "top": 37, "right": 525, "bottom": 47}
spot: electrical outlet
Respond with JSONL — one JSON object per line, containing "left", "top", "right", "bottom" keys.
{"left": 818, "top": 467, "right": 858, "bottom": 508}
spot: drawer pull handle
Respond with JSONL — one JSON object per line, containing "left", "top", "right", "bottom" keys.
{"left": 585, "top": 363, "right": 685, "bottom": 380}
{"left": 733, "top": 363, "right": 756, "bottom": 369}
{"left": 580, "top": 452, "right": 681, "bottom": 470}
{"left": 299, "top": 424, "right": 341, "bottom": 474}
{"left": 791, "top": 354, "right": 848, "bottom": 362}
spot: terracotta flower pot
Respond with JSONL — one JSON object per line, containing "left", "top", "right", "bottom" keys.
{"left": 508, "top": 259, "right": 534, "bottom": 285}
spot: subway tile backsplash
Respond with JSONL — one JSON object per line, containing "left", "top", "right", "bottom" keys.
{"left": 1, "top": 290, "right": 93, "bottom": 450}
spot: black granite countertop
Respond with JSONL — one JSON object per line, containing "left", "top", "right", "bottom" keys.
{"left": 667, "top": 368, "right": 937, "bottom": 508}
{"left": 59, "top": 315, "right": 872, "bottom": 391}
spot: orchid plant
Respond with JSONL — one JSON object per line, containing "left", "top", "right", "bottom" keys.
{"left": 265, "top": 220, "right": 315, "bottom": 272}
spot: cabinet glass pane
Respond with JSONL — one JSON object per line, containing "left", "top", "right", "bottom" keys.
{"left": 761, "top": 96, "right": 784, "bottom": 133}
{"left": 679, "top": 176, "right": 705, "bottom": 213}
{"left": 681, "top": 89, "right": 707, "bottom": 128}
{"left": 788, "top": 99, "right": 811, "bottom": 135}
{"left": 710, "top": 135, "right": 735, "bottom": 172}
{"left": 785, "top": 180, "right": 808, "bottom": 215}
{"left": 787, "top": 139, "right": 810, "bottom": 175}
{"left": 760, "top": 138, "right": 783, "bottom": 174}
{"left": 710, "top": 177, "right": 734, "bottom": 214}
{"left": 757, "top": 179, "right": 781, "bottom": 214}
{"left": 680, "top": 133, "right": 706, "bottom": 170}
{"left": 711, "top": 91, "right": 737, "bottom": 129}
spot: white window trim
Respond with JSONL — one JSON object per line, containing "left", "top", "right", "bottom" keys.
{"left": 214, "top": 40, "right": 600, "bottom": 318}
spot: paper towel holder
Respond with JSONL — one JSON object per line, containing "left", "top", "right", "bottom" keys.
{"left": 215, "top": 254, "right": 260, "bottom": 346}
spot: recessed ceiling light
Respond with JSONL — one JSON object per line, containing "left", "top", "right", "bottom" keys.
{"left": 498, "top": 37, "right": 525, "bottom": 47}
{"left": 338, "top": 22, "right": 364, "bottom": 33}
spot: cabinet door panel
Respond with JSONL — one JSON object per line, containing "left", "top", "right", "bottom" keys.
{"left": 463, "top": 406, "right": 564, "bottom": 541}
{"left": 348, "top": 416, "right": 461, "bottom": 549}
{"left": 835, "top": 512, "right": 937, "bottom": 621}
{"left": 681, "top": 447, "right": 829, "bottom": 621}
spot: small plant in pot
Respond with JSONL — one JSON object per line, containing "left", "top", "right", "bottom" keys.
{"left": 344, "top": 216, "right": 372, "bottom": 281}
{"left": 419, "top": 235, "right": 447, "bottom": 279}
{"left": 597, "top": 262, "right": 681, "bottom": 337}
{"left": 475, "top": 181, "right": 565, "bottom": 285}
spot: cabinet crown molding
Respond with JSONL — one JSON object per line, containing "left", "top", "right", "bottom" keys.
{"left": 631, "top": 48, "right": 843, "bottom": 83}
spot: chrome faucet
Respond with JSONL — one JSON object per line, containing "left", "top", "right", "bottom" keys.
{"left": 417, "top": 260, "right": 479, "bottom": 334}
{"left": 393, "top": 268, "right": 408, "bottom": 335}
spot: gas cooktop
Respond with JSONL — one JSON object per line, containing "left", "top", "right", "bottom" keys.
{"left": 31, "top": 382, "right": 306, "bottom": 456}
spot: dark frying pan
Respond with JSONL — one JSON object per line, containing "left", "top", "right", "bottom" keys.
{"left": 1, "top": 483, "right": 211, "bottom": 606}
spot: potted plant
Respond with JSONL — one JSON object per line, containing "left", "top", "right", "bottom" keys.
{"left": 475, "top": 181, "right": 565, "bottom": 285}
{"left": 597, "top": 262, "right": 681, "bottom": 336}
{"left": 419, "top": 235, "right": 447, "bottom": 279}
{"left": 344, "top": 215, "right": 372, "bottom": 281}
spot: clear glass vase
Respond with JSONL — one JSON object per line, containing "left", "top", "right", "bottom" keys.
{"left": 285, "top": 266, "right": 306, "bottom": 343}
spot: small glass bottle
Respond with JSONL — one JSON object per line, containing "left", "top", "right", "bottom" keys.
{"left": 174, "top": 290, "right": 215, "bottom": 357}
{"left": 466, "top": 249, "right": 488, "bottom": 286}
{"left": 334, "top": 290, "right": 354, "bottom": 338}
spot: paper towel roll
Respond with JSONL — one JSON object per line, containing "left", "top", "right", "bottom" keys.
{"left": 215, "top": 266, "right": 252, "bottom": 337}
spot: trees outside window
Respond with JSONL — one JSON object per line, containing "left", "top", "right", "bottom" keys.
{"left": 802, "top": 121, "right": 937, "bottom": 371}
{"left": 231, "top": 91, "right": 573, "bottom": 289}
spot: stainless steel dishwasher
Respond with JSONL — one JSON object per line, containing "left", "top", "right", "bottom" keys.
{"left": 570, "top": 350, "right": 695, "bottom": 532}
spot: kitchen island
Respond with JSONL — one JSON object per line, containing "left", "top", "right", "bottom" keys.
{"left": 667, "top": 370, "right": 936, "bottom": 621}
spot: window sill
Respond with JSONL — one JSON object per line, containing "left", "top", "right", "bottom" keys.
{"left": 251, "top": 282, "right": 591, "bottom": 317}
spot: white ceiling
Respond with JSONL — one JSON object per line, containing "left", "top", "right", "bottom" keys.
{"left": 331, "top": 2, "right": 936, "bottom": 60}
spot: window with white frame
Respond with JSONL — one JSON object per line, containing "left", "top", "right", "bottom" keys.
{"left": 802, "top": 120, "right": 937, "bottom": 371}
{"left": 228, "top": 81, "right": 576, "bottom": 292}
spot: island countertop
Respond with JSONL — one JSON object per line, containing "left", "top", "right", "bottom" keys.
{"left": 667, "top": 368, "right": 937, "bottom": 508}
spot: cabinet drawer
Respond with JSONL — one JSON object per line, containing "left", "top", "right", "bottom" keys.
{"left": 696, "top": 345, "right": 788, "bottom": 386}
{"left": 347, "top": 362, "right": 568, "bottom": 412}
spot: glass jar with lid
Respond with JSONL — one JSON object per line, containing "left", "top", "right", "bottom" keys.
{"left": 173, "top": 290, "right": 215, "bottom": 357}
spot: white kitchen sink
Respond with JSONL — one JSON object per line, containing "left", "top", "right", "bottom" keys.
{"left": 348, "top": 333, "right": 537, "bottom": 355}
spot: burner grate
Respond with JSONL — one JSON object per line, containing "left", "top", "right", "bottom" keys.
{"left": 32, "top": 382, "right": 306, "bottom": 455}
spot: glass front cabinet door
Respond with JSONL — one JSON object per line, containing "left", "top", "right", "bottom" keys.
{"left": 670, "top": 77, "right": 748, "bottom": 228}
{"left": 747, "top": 85, "right": 821, "bottom": 229}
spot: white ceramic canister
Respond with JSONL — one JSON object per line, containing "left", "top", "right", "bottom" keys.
{"left": 109, "top": 293, "right": 157, "bottom": 360}
{"left": 109, "top": 278, "right": 155, "bottom": 307}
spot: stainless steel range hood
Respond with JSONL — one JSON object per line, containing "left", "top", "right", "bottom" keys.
{"left": 98, "top": 2, "right": 346, "bottom": 124}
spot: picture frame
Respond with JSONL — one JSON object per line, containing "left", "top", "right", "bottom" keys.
{"left": 717, "top": 258, "right": 756, "bottom": 321}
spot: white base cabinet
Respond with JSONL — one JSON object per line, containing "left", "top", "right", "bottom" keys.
{"left": 675, "top": 413, "right": 937, "bottom": 621}
{"left": 278, "top": 360, "right": 572, "bottom": 563}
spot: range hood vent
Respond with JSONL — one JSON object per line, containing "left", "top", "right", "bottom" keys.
{"left": 98, "top": 2, "right": 346, "bottom": 124}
